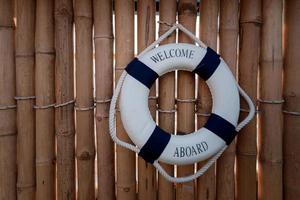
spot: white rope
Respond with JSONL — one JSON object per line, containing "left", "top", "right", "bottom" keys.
{"left": 108, "top": 23, "right": 255, "bottom": 183}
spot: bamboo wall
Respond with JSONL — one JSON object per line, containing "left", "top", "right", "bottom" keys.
{"left": 0, "top": 0, "right": 299, "bottom": 199}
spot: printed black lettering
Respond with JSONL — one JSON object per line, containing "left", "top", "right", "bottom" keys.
{"left": 173, "top": 148, "right": 179, "bottom": 157}
{"left": 180, "top": 147, "right": 185, "bottom": 157}
{"left": 175, "top": 49, "right": 181, "bottom": 57}
{"left": 150, "top": 55, "right": 160, "bottom": 63}
{"left": 186, "top": 146, "right": 191, "bottom": 157}
{"left": 189, "top": 50, "right": 195, "bottom": 59}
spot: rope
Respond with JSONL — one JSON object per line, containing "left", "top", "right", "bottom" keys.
{"left": 108, "top": 23, "right": 255, "bottom": 183}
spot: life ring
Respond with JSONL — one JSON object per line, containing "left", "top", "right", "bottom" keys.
{"left": 119, "top": 43, "right": 240, "bottom": 165}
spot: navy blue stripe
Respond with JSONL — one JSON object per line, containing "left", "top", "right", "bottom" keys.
{"left": 193, "top": 47, "right": 221, "bottom": 81}
{"left": 125, "top": 58, "right": 158, "bottom": 89}
{"left": 139, "top": 126, "right": 171, "bottom": 163}
{"left": 204, "top": 113, "right": 237, "bottom": 145}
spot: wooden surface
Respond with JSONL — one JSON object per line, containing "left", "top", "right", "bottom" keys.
{"left": 283, "top": 0, "right": 300, "bottom": 199}
{"left": 137, "top": 1, "right": 157, "bottom": 199}
{"left": 54, "top": 0, "right": 76, "bottom": 199}
{"left": 158, "top": 0, "right": 177, "bottom": 199}
{"left": 236, "top": 0, "right": 261, "bottom": 199}
{"left": 176, "top": 1, "right": 197, "bottom": 199}
{"left": 74, "top": 0, "right": 95, "bottom": 199}
{"left": 35, "top": 0, "right": 55, "bottom": 199}
{"left": 216, "top": 1, "right": 239, "bottom": 200}
{"left": 115, "top": 1, "right": 136, "bottom": 200}
{"left": 94, "top": 0, "right": 115, "bottom": 199}
{"left": 258, "top": 0, "right": 283, "bottom": 199}
{"left": 15, "top": 0, "right": 36, "bottom": 199}
{"left": 0, "top": 0, "right": 17, "bottom": 199}
{"left": 197, "top": 0, "right": 219, "bottom": 199}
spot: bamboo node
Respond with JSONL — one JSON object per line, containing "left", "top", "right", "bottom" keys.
{"left": 95, "top": 113, "right": 109, "bottom": 121}
{"left": 0, "top": 131, "right": 17, "bottom": 137}
{"left": 0, "top": 24, "right": 15, "bottom": 29}
{"left": 15, "top": 96, "right": 36, "bottom": 100}
{"left": 0, "top": 104, "right": 16, "bottom": 110}
{"left": 196, "top": 112, "right": 211, "bottom": 117}
{"left": 283, "top": 110, "right": 300, "bottom": 116}
{"left": 94, "top": 99, "right": 111, "bottom": 104}
{"left": 240, "top": 108, "right": 261, "bottom": 113}
{"left": 34, "top": 103, "right": 55, "bottom": 109}
{"left": 157, "top": 108, "right": 176, "bottom": 113}
{"left": 176, "top": 98, "right": 197, "bottom": 103}
{"left": 240, "top": 19, "right": 263, "bottom": 25}
{"left": 15, "top": 53, "right": 35, "bottom": 58}
{"left": 149, "top": 96, "right": 158, "bottom": 101}
{"left": 94, "top": 35, "right": 114, "bottom": 40}
{"left": 75, "top": 104, "right": 95, "bottom": 111}
{"left": 35, "top": 51, "right": 55, "bottom": 55}
{"left": 76, "top": 151, "right": 95, "bottom": 160}
{"left": 54, "top": 99, "right": 75, "bottom": 108}
{"left": 257, "top": 99, "right": 285, "bottom": 104}
{"left": 36, "top": 158, "right": 55, "bottom": 166}
{"left": 158, "top": 20, "right": 174, "bottom": 27}
{"left": 56, "top": 130, "right": 75, "bottom": 137}
{"left": 17, "top": 183, "right": 35, "bottom": 190}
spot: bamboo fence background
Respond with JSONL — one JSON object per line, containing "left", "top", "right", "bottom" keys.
{"left": 0, "top": 0, "right": 299, "bottom": 200}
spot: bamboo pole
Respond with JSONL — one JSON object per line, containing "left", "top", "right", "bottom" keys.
{"left": 236, "top": 0, "right": 261, "bottom": 199}
{"left": 258, "top": 0, "right": 283, "bottom": 199}
{"left": 54, "top": 0, "right": 75, "bottom": 199}
{"left": 15, "top": 0, "right": 36, "bottom": 199}
{"left": 177, "top": 1, "right": 197, "bottom": 199}
{"left": 158, "top": 0, "right": 177, "bottom": 199}
{"left": 283, "top": 0, "right": 300, "bottom": 199}
{"left": 0, "top": 0, "right": 17, "bottom": 199}
{"left": 74, "top": 1, "right": 95, "bottom": 199}
{"left": 197, "top": 0, "right": 219, "bottom": 200}
{"left": 93, "top": 0, "right": 115, "bottom": 199}
{"left": 137, "top": 1, "right": 157, "bottom": 199}
{"left": 115, "top": 1, "right": 136, "bottom": 199}
{"left": 216, "top": 1, "right": 238, "bottom": 199}
{"left": 35, "top": 0, "right": 55, "bottom": 199}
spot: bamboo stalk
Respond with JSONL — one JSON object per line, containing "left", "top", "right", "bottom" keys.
{"left": 216, "top": 1, "right": 238, "bottom": 199}
{"left": 283, "top": 0, "right": 300, "bottom": 199}
{"left": 115, "top": 1, "right": 136, "bottom": 199}
{"left": 236, "top": 0, "right": 261, "bottom": 199}
{"left": 93, "top": 0, "right": 115, "bottom": 199}
{"left": 54, "top": 0, "right": 75, "bottom": 199}
{"left": 35, "top": 0, "right": 55, "bottom": 199}
{"left": 74, "top": 0, "right": 95, "bottom": 199}
{"left": 158, "top": 0, "right": 177, "bottom": 199}
{"left": 15, "top": 0, "right": 36, "bottom": 199}
{"left": 137, "top": 1, "right": 157, "bottom": 199}
{"left": 258, "top": 0, "right": 283, "bottom": 199}
{"left": 197, "top": 0, "right": 219, "bottom": 200}
{"left": 0, "top": 0, "right": 17, "bottom": 199}
{"left": 177, "top": 1, "right": 197, "bottom": 199}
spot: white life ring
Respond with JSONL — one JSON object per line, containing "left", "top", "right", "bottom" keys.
{"left": 119, "top": 43, "right": 240, "bottom": 165}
